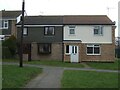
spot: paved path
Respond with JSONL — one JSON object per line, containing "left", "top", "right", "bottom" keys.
{"left": 25, "top": 67, "right": 63, "bottom": 88}
{"left": 2, "top": 62, "right": 119, "bottom": 88}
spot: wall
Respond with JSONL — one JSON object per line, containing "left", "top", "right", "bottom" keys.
{"left": 63, "top": 27, "right": 115, "bottom": 62}
{"left": 2, "top": 20, "right": 11, "bottom": 35}
{"left": 11, "top": 20, "right": 17, "bottom": 37}
{"left": 17, "top": 26, "right": 63, "bottom": 43}
{"left": 31, "top": 42, "right": 62, "bottom": 61}
{"left": 64, "top": 25, "right": 112, "bottom": 43}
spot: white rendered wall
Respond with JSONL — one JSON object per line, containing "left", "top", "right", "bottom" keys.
{"left": 64, "top": 25, "right": 112, "bottom": 44}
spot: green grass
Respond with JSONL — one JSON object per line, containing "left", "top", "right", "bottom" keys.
{"left": 61, "top": 70, "right": 118, "bottom": 88}
{"left": 2, "top": 65, "right": 42, "bottom": 88}
{"left": 85, "top": 59, "right": 119, "bottom": 70}
{"left": 2, "top": 59, "right": 19, "bottom": 62}
{"left": 25, "top": 60, "right": 84, "bottom": 68}
{"left": 2, "top": 58, "right": 119, "bottom": 70}
{"left": 2, "top": 59, "right": 84, "bottom": 68}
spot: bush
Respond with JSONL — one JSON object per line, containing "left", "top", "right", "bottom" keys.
{"left": 2, "top": 35, "right": 17, "bottom": 59}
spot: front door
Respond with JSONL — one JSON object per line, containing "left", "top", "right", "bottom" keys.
{"left": 70, "top": 45, "right": 79, "bottom": 63}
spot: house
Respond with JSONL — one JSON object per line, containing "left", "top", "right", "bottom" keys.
{"left": 17, "top": 15, "right": 116, "bottom": 62}
{"left": 0, "top": 10, "right": 22, "bottom": 38}
{"left": 17, "top": 16, "right": 63, "bottom": 60}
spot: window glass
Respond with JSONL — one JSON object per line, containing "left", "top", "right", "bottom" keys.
{"left": 2, "top": 20, "right": 8, "bottom": 29}
{"left": 70, "top": 29, "right": 75, "bottom": 34}
{"left": 69, "top": 26, "right": 75, "bottom": 35}
{"left": 44, "top": 27, "right": 54, "bottom": 35}
{"left": 87, "top": 45, "right": 100, "bottom": 55}
{"left": 66, "top": 45, "right": 69, "bottom": 54}
{"left": 75, "top": 46, "right": 77, "bottom": 53}
{"left": 23, "top": 28, "right": 28, "bottom": 35}
{"left": 94, "top": 47, "right": 100, "bottom": 54}
{"left": 38, "top": 43, "right": 51, "bottom": 54}
{"left": 87, "top": 47, "right": 93, "bottom": 54}
{"left": 94, "top": 26, "right": 103, "bottom": 35}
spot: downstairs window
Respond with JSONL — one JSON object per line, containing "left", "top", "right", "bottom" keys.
{"left": 87, "top": 44, "right": 100, "bottom": 55}
{"left": 38, "top": 43, "right": 51, "bottom": 54}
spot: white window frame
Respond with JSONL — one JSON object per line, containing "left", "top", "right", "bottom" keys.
{"left": 94, "top": 25, "right": 103, "bottom": 36}
{"left": 44, "top": 27, "right": 55, "bottom": 35}
{"left": 3, "top": 20, "right": 8, "bottom": 29}
{"left": 86, "top": 44, "right": 101, "bottom": 55}
{"left": 69, "top": 26, "right": 75, "bottom": 35}
{"left": 23, "top": 28, "right": 28, "bottom": 36}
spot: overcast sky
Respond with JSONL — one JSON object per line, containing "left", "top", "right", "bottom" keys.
{"left": 0, "top": 0, "right": 119, "bottom": 36}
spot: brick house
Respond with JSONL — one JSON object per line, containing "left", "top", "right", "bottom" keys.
{"left": 0, "top": 10, "right": 22, "bottom": 39}
{"left": 17, "top": 15, "right": 116, "bottom": 62}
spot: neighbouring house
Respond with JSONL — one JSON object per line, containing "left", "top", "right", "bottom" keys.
{"left": 17, "top": 16, "right": 63, "bottom": 61}
{"left": 0, "top": 10, "right": 22, "bottom": 38}
{"left": 17, "top": 15, "right": 116, "bottom": 62}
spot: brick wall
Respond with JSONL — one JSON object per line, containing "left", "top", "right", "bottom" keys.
{"left": 31, "top": 42, "right": 62, "bottom": 61}
{"left": 11, "top": 20, "right": 17, "bottom": 37}
{"left": 81, "top": 44, "right": 115, "bottom": 62}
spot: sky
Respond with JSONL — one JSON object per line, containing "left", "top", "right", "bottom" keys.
{"left": 0, "top": 0, "right": 119, "bottom": 36}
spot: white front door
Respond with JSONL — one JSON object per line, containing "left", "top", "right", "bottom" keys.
{"left": 70, "top": 45, "right": 79, "bottom": 63}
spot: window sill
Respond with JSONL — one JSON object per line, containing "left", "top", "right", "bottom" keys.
{"left": 1, "top": 28, "right": 8, "bottom": 29}
{"left": 69, "top": 34, "right": 76, "bottom": 36}
{"left": 38, "top": 52, "right": 51, "bottom": 54}
{"left": 44, "top": 35, "right": 54, "bottom": 37}
{"left": 65, "top": 53, "right": 70, "bottom": 55}
{"left": 94, "top": 34, "right": 103, "bottom": 36}
{"left": 87, "top": 54, "right": 101, "bottom": 56}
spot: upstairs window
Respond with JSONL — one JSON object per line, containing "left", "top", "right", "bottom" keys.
{"left": 69, "top": 26, "right": 75, "bottom": 35}
{"left": 94, "top": 26, "right": 103, "bottom": 35}
{"left": 87, "top": 44, "right": 100, "bottom": 55}
{"left": 38, "top": 43, "right": 51, "bottom": 54}
{"left": 23, "top": 28, "right": 28, "bottom": 36}
{"left": 2, "top": 20, "right": 8, "bottom": 29}
{"left": 44, "top": 27, "right": 54, "bottom": 35}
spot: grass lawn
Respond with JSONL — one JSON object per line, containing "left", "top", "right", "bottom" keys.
{"left": 85, "top": 59, "right": 119, "bottom": 70}
{"left": 25, "top": 60, "right": 84, "bottom": 68}
{"left": 2, "top": 59, "right": 84, "bottom": 68}
{"left": 2, "top": 65, "right": 42, "bottom": 88}
{"left": 61, "top": 70, "right": 118, "bottom": 88}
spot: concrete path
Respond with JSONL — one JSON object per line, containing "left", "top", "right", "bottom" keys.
{"left": 25, "top": 67, "right": 63, "bottom": 88}
{"left": 2, "top": 62, "right": 119, "bottom": 88}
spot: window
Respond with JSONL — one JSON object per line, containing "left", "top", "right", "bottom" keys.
{"left": 2, "top": 20, "right": 8, "bottom": 29}
{"left": 94, "top": 26, "right": 103, "bottom": 35}
{"left": 38, "top": 43, "right": 51, "bottom": 54}
{"left": 87, "top": 45, "right": 100, "bottom": 55}
{"left": 66, "top": 45, "right": 69, "bottom": 54}
{"left": 69, "top": 26, "right": 75, "bottom": 35}
{"left": 23, "top": 28, "right": 28, "bottom": 36}
{"left": 44, "top": 27, "right": 54, "bottom": 35}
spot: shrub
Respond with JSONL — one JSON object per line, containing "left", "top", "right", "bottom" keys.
{"left": 2, "top": 35, "right": 17, "bottom": 58}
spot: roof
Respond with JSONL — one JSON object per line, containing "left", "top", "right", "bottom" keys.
{"left": 23, "top": 16, "right": 63, "bottom": 25}
{"left": 63, "top": 15, "right": 114, "bottom": 25}
{"left": 1, "top": 10, "right": 22, "bottom": 19}
{"left": 17, "top": 15, "right": 115, "bottom": 25}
